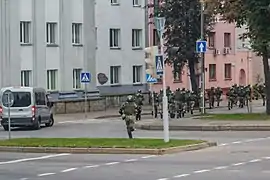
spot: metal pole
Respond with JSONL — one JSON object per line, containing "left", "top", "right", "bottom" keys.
{"left": 7, "top": 93, "right": 11, "bottom": 140}
{"left": 160, "top": 31, "right": 169, "bottom": 143}
{"left": 84, "top": 84, "right": 87, "bottom": 119}
{"left": 200, "top": 1, "right": 206, "bottom": 114}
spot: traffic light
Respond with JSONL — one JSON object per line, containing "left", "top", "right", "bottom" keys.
{"left": 145, "top": 46, "right": 157, "bottom": 77}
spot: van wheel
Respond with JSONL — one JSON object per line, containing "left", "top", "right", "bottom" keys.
{"left": 33, "top": 119, "right": 41, "bottom": 130}
{"left": 45, "top": 116, "right": 54, "bottom": 127}
{"left": 3, "top": 125, "right": 8, "bottom": 131}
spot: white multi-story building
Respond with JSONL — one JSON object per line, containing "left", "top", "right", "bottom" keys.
{"left": 95, "top": 0, "right": 146, "bottom": 94}
{"left": 0, "top": 0, "right": 147, "bottom": 95}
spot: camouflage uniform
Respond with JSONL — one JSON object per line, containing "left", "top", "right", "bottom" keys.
{"left": 215, "top": 87, "right": 223, "bottom": 107}
{"left": 226, "top": 87, "right": 236, "bottom": 110}
{"left": 158, "top": 89, "right": 164, "bottom": 118}
{"left": 134, "top": 90, "right": 144, "bottom": 121}
{"left": 119, "top": 95, "right": 137, "bottom": 139}
{"left": 207, "top": 87, "right": 215, "bottom": 109}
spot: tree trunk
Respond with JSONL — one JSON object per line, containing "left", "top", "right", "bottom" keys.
{"left": 188, "top": 59, "right": 198, "bottom": 92}
{"left": 262, "top": 52, "right": 270, "bottom": 114}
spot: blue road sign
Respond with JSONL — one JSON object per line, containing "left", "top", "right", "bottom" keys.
{"left": 196, "top": 40, "right": 207, "bottom": 53}
{"left": 146, "top": 74, "right": 157, "bottom": 83}
{"left": 155, "top": 55, "right": 164, "bottom": 75}
{"left": 80, "top": 72, "right": 91, "bottom": 83}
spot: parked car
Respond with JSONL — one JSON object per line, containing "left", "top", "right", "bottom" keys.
{"left": 0, "top": 87, "right": 54, "bottom": 130}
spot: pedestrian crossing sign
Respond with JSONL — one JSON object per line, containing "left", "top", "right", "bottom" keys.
{"left": 146, "top": 74, "right": 157, "bottom": 83}
{"left": 155, "top": 55, "right": 164, "bottom": 75}
{"left": 80, "top": 72, "right": 91, "bottom": 83}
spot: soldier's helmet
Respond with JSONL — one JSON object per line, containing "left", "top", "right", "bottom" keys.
{"left": 160, "top": 89, "right": 163, "bottom": 93}
{"left": 127, "top": 95, "right": 134, "bottom": 102}
{"left": 181, "top": 88, "right": 185, "bottom": 91}
{"left": 211, "top": 87, "right": 214, "bottom": 90}
{"left": 137, "top": 90, "right": 142, "bottom": 93}
{"left": 166, "top": 86, "right": 170, "bottom": 90}
{"left": 176, "top": 88, "right": 180, "bottom": 91}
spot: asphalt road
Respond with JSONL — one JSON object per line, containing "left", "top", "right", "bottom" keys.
{"left": 1, "top": 137, "right": 270, "bottom": 180}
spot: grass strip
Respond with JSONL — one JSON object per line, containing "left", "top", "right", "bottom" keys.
{"left": 0, "top": 138, "right": 204, "bottom": 149}
{"left": 199, "top": 113, "right": 270, "bottom": 120}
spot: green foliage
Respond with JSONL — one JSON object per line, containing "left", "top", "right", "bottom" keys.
{"left": 148, "top": 0, "right": 215, "bottom": 90}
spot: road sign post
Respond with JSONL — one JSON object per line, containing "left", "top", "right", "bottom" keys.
{"left": 81, "top": 72, "right": 91, "bottom": 119}
{"left": 154, "top": 16, "right": 169, "bottom": 143}
{"left": 2, "top": 90, "right": 14, "bottom": 140}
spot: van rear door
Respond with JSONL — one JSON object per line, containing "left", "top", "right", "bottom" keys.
{"left": 2, "top": 91, "right": 33, "bottom": 118}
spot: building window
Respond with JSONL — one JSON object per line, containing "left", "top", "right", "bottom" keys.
{"left": 132, "top": 29, "right": 142, "bottom": 48}
{"left": 72, "top": 23, "right": 82, "bottom": 44}
{"left": 110, "top": 66, "right": 120, "bottom": 84}
{"left": 133, "top": 0, "right": 140, "bottom": 6}
{"left": 224, "top": 63, "right": 232, "bottom": 79}
{"left": 224, "top": 33, "right": 231, "bottom": 48}
{"left": 111, "top": 0, "right": 119, "bottom": 5}
{"left": 21, "top": 70, "right": 31, "bottom": 87}
{"left": 47, "top": 69, "right": 58, "bottom": 90}
{"left": 174, "top": 71, "right": 182, "bottom": 82}
{"left": 208, "top": 32, "right": 215, "bottom": 48}
{"left": 46, "top": 22, "right": 57, "bottom": 44}
{"left": 153, "top": 29, "right": 160, "bottom": 46}
{"left": 20, "top": 21, "right": 31, "bottom": 44}
{"left": 73, "top": 68, "right": 82, "bottom": 89}
{"left": 133, "top": 65, "right": 142, "bottom": 83}
{"left": 109, "top": 28, "right": 120, "bottom": 48}
{"left": 209, "top": 64, "right": 216, "bottom": 80}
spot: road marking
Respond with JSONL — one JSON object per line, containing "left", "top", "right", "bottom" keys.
{"left": 173, "top": 174, "right": 190, "bottom": 178}
{"left": 249, "top": 159, "right": 261, "bottom": 163}
{"left": 19, "top": 178, "right": 28, "bottom": 180}
{"left": 214, "top": 166, "right": 228, "bottom": 170}
{"left": 157, "top": 178, "right": 169, "bottom": 180}
{"left": 0, "top": 153, "right": 70, "bottom": 165}
{"left": 38, "top": 173, "right": 56, "bottom": 177}
{"left": 141, "top": 155, "right": 156, "bottom": 159}
{"left": 263, "top": 156, "right": 270, "bottom": 160}
{"left": 125, "top": 159, "right": 138, "bottom": 162}
{"left": 232, "top": 162, "right": 245, "bottom": 166}
{"left": 61, "top": 168, "right": 78, "bottom": 173}
{"left": 84, "top": 165, "right": 100, "bottom": 168}
{"left": 105, "top": 162, "right": 120, "bottom": 165}
{"left": 218, "top": 143, "right": 228, "bottom": 146}
{"left": 193, "top": 169, "right": 210, "bottom": 173}
{"left": 232, "top": 141, "right": 241, "bottom": 144}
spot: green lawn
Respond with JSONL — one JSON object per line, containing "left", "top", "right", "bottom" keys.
{"left": 0, "top": 138, "right": 205, "bottom": 149}
{"left": 199, "top": 113, "right": 270, "bottom": 120}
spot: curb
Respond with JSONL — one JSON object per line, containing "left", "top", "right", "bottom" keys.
{"left": 0, "top": 142, "right": 216, "bottom": 155}
{"left": 135, "top": 124, "right": 270, "bottom": 131}
{"left": 95, "top": 112, "right": 152, "bottom": 119}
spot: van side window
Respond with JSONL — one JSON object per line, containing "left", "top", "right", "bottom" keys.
{"left": 35, "top": 92, "right": 46, "bottom": 105}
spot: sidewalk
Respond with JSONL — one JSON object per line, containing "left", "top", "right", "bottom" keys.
{"left": 135, "top": 118, "right": 270, "bottom": 131}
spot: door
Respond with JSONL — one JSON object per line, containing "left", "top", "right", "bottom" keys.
{"left": 35, "top": 91, "right": 50, "bottom": 122}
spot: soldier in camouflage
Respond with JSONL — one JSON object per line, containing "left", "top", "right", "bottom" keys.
{"left": 207, "top": 87, "right": 215, "bottom": 109}
{"left": 158, "top": 89, "right": 164, "bottom": 118}
{"left": 119, "top": 95, "right": 138, "bottom": 139}
{"left": 134, "top": 90, "right": 144, "bottom": 121}
{"left": 215, "top": 87, "right": 223, "bottom": 107}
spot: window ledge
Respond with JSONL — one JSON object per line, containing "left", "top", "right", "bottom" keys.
{"left": 173, "top": 80, "right": 182, "bottom": 83}
{"left": 132, "top": 47, "right": 143, "bottom": 50}
{"left": 133, "top": 4, "right": 141, "bottom": 7}
{"left": 133, "top": 83, "right": 143, "bottom": 86}
{"left": 20, "top": 43, "right": 32, "bottom": 46}
{"left": 46, "top": 43, "right": 58, "bottom": 47}
{"left": 72, "top": 44, "right": 83, "bottom": 47}
{"left": 209, "top": 79, "right": 217, "bottom": 82}
{"left": 111, "top": 3, "right": 120, "bottom": 6}
{"left": 110, "top": 83, "right": 121, "bottom": 87}
{"left": 110, "top": 47, "right": 121, "bottom": 50}
{"left": 224, "top": 78, "right": 232, "bottom": 81}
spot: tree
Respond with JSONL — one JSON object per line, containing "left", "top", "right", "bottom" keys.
{"left": 148, "top": 0, "right": 214, "bottom": 92}
{"left": 206, "top": 0, "right": 270, "bottom": 114}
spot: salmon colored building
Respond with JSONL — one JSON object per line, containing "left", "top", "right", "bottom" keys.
{"left": 147, "top": 3, "right": 257, "bottom": 93}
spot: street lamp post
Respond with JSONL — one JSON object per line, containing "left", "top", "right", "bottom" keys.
{"left": 155, "top": 17, "right": 169, "bottom": 143}
{"left": 200, "top": 0, "right": 206, "bottom": 114}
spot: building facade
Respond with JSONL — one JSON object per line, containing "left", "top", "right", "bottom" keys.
{"left": 95, "top": 0, "right": 147, "bottom": 95}
{"left": 0, "top": 0, "right": 147, "bottom": 95}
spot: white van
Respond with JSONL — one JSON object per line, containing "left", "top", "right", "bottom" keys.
{"left": 0, "top": 87, "right": 54, "bottom": 130}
